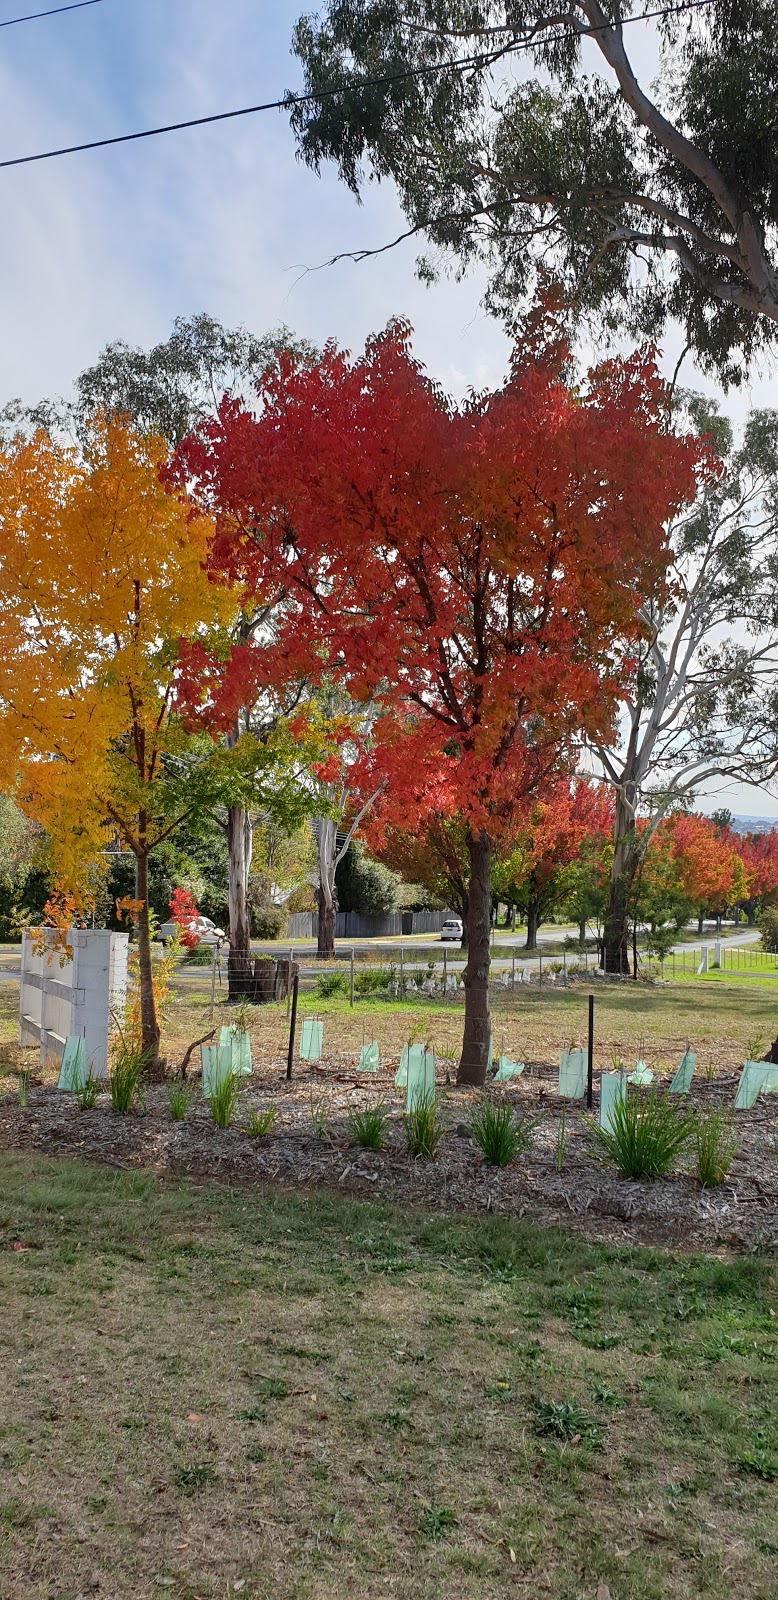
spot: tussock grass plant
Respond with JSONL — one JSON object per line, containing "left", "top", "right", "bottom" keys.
{"left": 586, "top": 1087, "right": 695, "bottom": 1179}
{"left": 316, "top": 971, "right": 348, "bottom": 999}
{"left": 403, "top": 1088, "right": 443, "bottom": 1159}
{"left": 209, "top": 1071, "right": 240, "bottom": 1129}
{"left": 354, "top": 966, "right": 393, "bottom": 997}
{"left": 17, "top": 1070, "right": 30, "bottom": 1107}
{"left": 695, "top": 1107, "right": 740, "bottom": 1187}
{"left": 309, "top": 1090, "right": 333, "bottom": 1141}
{"left": 347, "top": 1098, "right": 388, "bottom": 1150}
{"left": 75, "top": 1070, "right": 101, "bottom": 1111}
{"left": 167, "top": 1079, "right": 191, "bottom": 1121}
{"left": 110, "top": 1040, "right": 149, "bottom": 1114}
{"left": 245, "top": 1106, "right": 278, "bottom": 1138}
{"left": 469, "top": 1096, "right": 537, "bottom": 1167}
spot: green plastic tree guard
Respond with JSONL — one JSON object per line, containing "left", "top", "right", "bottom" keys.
{"left": 559, "top": 1047, "right": 586, "bottom": 1099}
{"left": 668, "top": 1050, "right": 696, "bottom": 1095}
{"left": 357, "top": 1042, "right": 379, "bottom": 1071}
{"left": 220, "top": 1025, "right": 252, "bottom": 1076}
{"left": 300, "top": 1019, "right": 323, "bottom": 1061}
{"left": 628, "top": 1059, "right": 654, "bottom": 1086}
{"left": 734, "top": 1060, "right": 778, "bottom": 1110}
{"left": 201, "top": 1042, "right": 233, "bottom": 1097}
{"left": 405, "top": 1047, "right": 435, "bottom": 1111}
{"left": 599, "top": 1070, "right": 626, "bottom": 1133}
{"left": 495, "top": 1055, "right": 525, "bottom": 1081}
{"left": 57, "top": 1036, "right": 86, "bottom": 1091}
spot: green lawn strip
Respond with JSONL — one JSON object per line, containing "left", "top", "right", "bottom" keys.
{"left": 1, "top": 1152, "right": 777, "bottom": 1599}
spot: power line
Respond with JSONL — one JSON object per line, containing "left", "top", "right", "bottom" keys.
{"left": 0, "top": 0, "right": 715, "bottom": 172}
{"left": 0, "top": 0, "right": 103, "bottom": 28}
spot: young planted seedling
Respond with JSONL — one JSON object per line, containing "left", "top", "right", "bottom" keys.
{"left": 403, "top": 1088, "right": 444, "bottom": 1159}
{"left": 586, "top": 1088, "right": 695, "bottom": 1179}
{"left": 695, "top": 1108, "right": 740, "bottom": 1187}
{"left": 245, "top": 1106, "right": 279, "bottom": 1137}
{"left": 209, "top": 1070, "right": 240, "bottom": 1129}
{"left": 346, "top": 1098, "right": 388, "bottom": 1150}
{"left": 167, "top": 1079, "right": 191, "bottom": 1121}
{"left": 469, "top": 1097, "right": 537, "bottom": 1167}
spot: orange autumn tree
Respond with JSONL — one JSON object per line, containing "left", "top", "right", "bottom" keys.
{"left": 179, "top": 311, "right": 706, "bottom": 1083}
{"left": 0, "top": 417, "right": 239, "bottom": 1067}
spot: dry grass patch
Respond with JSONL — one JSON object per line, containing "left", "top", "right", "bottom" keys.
{"left": 1, "top": 1153, "right": 777, "bottom": 1599}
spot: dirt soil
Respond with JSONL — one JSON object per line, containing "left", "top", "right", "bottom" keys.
{"left": 2, "top": 1048, "right": 777, "bottom": 1255}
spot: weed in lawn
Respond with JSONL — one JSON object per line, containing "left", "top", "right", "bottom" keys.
{"left": 695, "top": 1107, "right": 740, "bottom": 1187}
{"left": 589, "top": 1381, "right": 625, "bottom": 1410}
{"left": 209, "top": 1070, "right": 240, "bottom": 1129}
{"left": 75, "top": 1071, "right": 101, "bottom": 1111}
{"left": 110, "top": 1039, "right": 149, "bottom": 1114}
{"left": 420, "top": 1505, "right": 457, "bottom": 1542}
{"left": 403, "top": 1089, "right": 444, "bottom": 1159}
{"left": 586, "top": 1087, "right": 696, "bottom": 1179}
{"left": 531, "top": 1398, "right": 603, "bottom": 1448}
{"left": 166, "top": 1079, "right": 191, "bottom": 1121}
{"left": 737, "top": 1449, "right": 778, "bottom": 1481}
{"left": 468, "top": 1096, "right": 537, "bottom": 1167}
{"left": 245, "top": 1106, "right": 278, "bottom": 1137}
{"left": 174, "top": 1464, "right": 218, "bottom": 1496}
{"left": 310, "top": 1090, "right": 333, "bottom": 1141}
{"left": 346, "top": 1099, "right": 388, "bottom": 1150}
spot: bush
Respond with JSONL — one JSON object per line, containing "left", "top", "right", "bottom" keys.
{"left": 695, "top": 1108, "right": 740, "bottom": 1187}
{"left": 759, "top": 906, "right": 778, "bottom": 953}
{"left": 245, "top": 1106, "right": 278, "bottom": 1137}
{"left": 469, "top": 1097, "right": 537, "bottom": 1166}
{"left": 110, "top": 1040, "right": 149, "bottom": 1114}
{"left": 210, "top": 1071, "right": 240, "bottom": 1129}
{"left": 586, "top": 1088, "right": 695, "bottom": 1179}
{"left": 184, "top": 944, "right": 217, "bottom": 966}
{"left": 252, "top": 904, "right": 287, "bottom": 940}
{"left": 347, "top": 1099, "right": 388, "bottom": 1149}
{"left": 316, "top": 971, "right": 348, "bottom": 998}
{"left": 354, "top": 966, "right": 393, "bottom": 996}
{"left": 403, "top": 1089, "right": 444, "bottom": 1159}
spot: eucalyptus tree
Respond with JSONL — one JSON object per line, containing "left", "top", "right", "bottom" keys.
{"left": 591, "top": 398, "right": 778, "bottom": 972}
{"left": 290, "top": 0, "right": 778, "bottom": 380}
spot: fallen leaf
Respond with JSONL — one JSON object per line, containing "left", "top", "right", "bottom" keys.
{"left": 597, "top": 1585, "right": 611, "bottom": 1600}
{"left": 17, "top": 1473, "right": 28, "bottom": 1486}
{"left": 187, "top": 1413, "right": 202, "bottom": 1422}
{"left": 509, "top": 1547, "right": 516, "bottom": 1563}
{"left": 233, "top": 1584, "right": 246, "bottom": 1593}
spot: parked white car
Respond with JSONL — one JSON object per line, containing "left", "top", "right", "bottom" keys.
{"left": 158, "top": 915, "right": 228, "bottom": 948}
{"left": 440, "top": 917, "right": 464, "bottom": 942}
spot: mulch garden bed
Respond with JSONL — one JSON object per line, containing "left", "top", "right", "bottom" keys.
{"left": 2, "top": 1052, "right": 777, "bottom": 1255}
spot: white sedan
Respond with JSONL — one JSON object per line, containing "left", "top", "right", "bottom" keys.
{"left": 440, "top": 917, "right": 464, "bottom": 942}
{"left": 158, "top": 915, "right": 228, "bottom": 947}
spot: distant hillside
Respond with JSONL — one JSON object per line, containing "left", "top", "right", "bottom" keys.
{"left": 730, "top": 815, "right": 778, "bottom": 836}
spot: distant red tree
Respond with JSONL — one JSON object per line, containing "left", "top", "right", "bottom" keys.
{"left": 168, "top": 887, "right": 200, "bottom": 949}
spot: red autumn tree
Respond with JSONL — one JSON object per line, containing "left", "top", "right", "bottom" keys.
{"left": 177, "top": 309, "right": 705, "bottom": 1083}
{"left": 168, "top": 887, "right": 200, "bottom": 949}
{"left": 493, "top": 780, "right": 614, "bottom": 948}
{"left": 732, "top": 829, "right": 778, "bottom": 924}
{"left": 668, "top": 813, "right": 746, "bottom": 923}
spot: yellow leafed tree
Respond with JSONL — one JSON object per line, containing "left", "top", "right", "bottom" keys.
{"left": 0, "top": 416, "right": 239, "bottom": 1066}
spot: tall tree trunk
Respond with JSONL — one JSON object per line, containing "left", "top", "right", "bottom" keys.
{"left": 697, "top": 908, "right": 704, "bottom": 935}
{"left": 317, "top": 816, "right": 337, "bottom": 958}
{"left": 458, "top": 830, "right": 491, "bottom": 1086}
{"left": 525, "top": 896, "right": 540, "bottom": 950}
{"left": 227, "top": 804, "right": 254, "bottom": 999}
{"left": 602, "top": 789, "right": 637, "bottom": 974}
{"left": 135, "top": 836, "right": 161, "bottom": 1071}
{"left": 578, "top": 916, "right": 587, "bottom": 946}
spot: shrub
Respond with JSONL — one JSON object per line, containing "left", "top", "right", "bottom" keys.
{"left": 586, "top": 1087, "right": 695, "bottom": 1179}
{"left": 316, "top": 971, "right": 348, "bottom": 998}
{"left": 347, "top": 1099, "right": 388, "bottom": 1149}
{"left": 354, "top": 966, "right": 393, "bottom": 996}
{"left": 209, "top": 1071, "right": 240, "bottom": 1129}
{"left": 403, "top": 1089, "right": 444, "bottom": 1159}
{"left": 110, "top": 1040, "right": 149, "bottom": 1114}
{"left": 469, "top": 1097, "right": 537, "bottom": 1167}
{"left": 167, "top": 1079, "right": 191, "bottom": 1121}
{"left": 695, "top": 1107, "right": 740, "bottom": 1187}
{"left": 184, "top": 944, "right": 216, "bottom": 966}
{"left": 245, "top": 1106, "right": 278, "bottom": 1137}
{"left": 252, "top": 904, "right": 287, "bottom": 940}
{"left": 759, "top": 906, "right": 778, "bottom": 953}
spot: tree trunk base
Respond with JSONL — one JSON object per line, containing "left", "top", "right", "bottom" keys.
{"left": 228, "top": 950, "right": 255, "bottom": 1001}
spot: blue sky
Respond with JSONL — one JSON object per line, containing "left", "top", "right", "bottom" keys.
{"left": 1, "top": 0, "right": 776, "bottom": 816}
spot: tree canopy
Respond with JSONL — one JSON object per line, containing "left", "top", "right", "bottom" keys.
{"left": 290, "top": 0, "right": 778, "bottom": 382}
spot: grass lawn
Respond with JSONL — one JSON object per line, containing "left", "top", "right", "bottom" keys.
{"left": 1, "top": 1154, "right": 777, "bottom": 1600}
